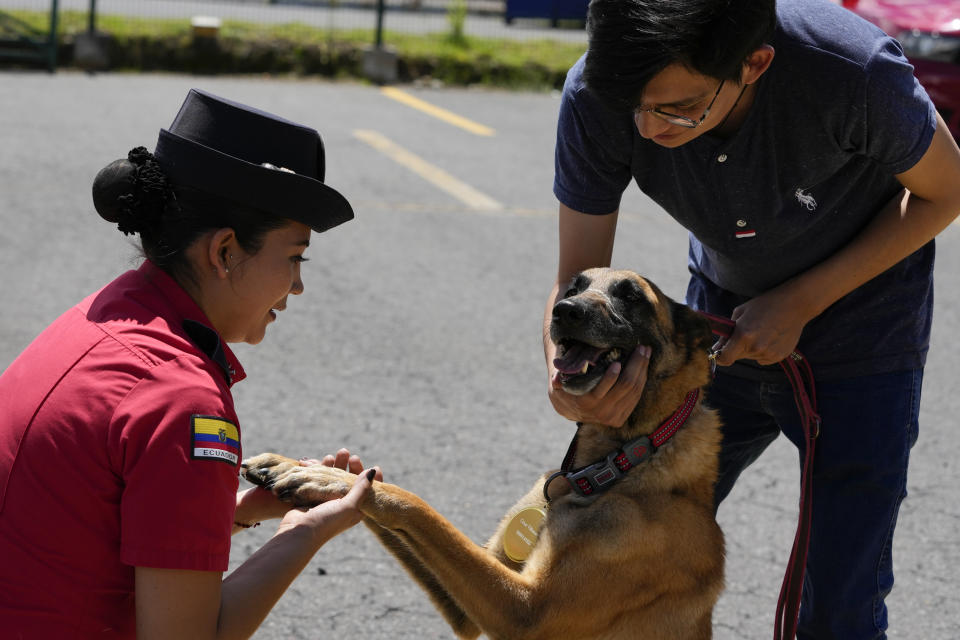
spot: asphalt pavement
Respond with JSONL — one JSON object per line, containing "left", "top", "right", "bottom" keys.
{"left": 1, "top": 71, "right": 958, "bottom": 638}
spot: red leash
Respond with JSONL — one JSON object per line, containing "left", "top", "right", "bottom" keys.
{"left": 698, "top": 311, "right": 821, "bottom": 640}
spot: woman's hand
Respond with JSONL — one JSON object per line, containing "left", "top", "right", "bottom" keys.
{"left": 275, "top": 466, "right": 377, "bottom": 545}
{"left": 281, "top": 447, "right": 382, "bottom": 542}
{"left": 234, "top": 486, "right": 292, "bottom": 527}
{"left": 234, "top": 448, "right": 384, "bottom": 531}
{"left": 547, "top": 346, "right": 651, "bottom": 428}
{"left": 309, "top": 447, "right": 385, "bottom": 482}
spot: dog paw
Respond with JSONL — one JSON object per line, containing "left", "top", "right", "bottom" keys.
{"left": 240, "top": 453, "right": 298, "bottom": 489}
{"left": 274, "top": 466, "right": 354, "bottom": 508}
{"left": 241, "top": 454, "right": 353, "bottom": 508}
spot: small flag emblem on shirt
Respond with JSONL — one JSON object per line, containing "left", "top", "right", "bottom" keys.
{"left": 735, "top": 229, "right": 757, "bottom": 239}
{"left": 191, "top": 415, "right": 241, "bottom": 466}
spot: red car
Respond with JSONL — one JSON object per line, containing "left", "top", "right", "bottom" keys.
{"left": 841, "top": 0, "right": 960, "bottom": 140}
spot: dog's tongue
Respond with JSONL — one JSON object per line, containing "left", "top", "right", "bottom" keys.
{"left": 553, "top": 342, "right": 606, "bottom": 375}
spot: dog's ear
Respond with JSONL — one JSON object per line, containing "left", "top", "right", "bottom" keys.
{"left": 671, "top": 301, "right": 714, "bottom": 355}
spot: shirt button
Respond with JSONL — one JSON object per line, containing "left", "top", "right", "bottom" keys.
{"left": 717, "top": 154, "right": 728, "bottom": 163}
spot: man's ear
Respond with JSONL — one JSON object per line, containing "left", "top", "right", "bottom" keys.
{"left": 206, "top": 228, "right": 238, "bottom": 278}
{"left": 742, "top": 44, "right": 775, "bottom": 85}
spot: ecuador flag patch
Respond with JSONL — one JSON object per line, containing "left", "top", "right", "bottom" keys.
{"left": 191, "top": 415, "right": 241, "bottom": 466}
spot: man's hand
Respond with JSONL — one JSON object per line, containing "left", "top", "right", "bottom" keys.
{"left": 713, "top": 287, "right": 813, "bottom": 366}
{"left": 548, "top": 346, "right": 651, "bottom": 427}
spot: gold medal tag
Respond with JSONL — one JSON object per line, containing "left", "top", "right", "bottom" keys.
{"left": 502, "top": 506, "right": 546, "bottom": 563}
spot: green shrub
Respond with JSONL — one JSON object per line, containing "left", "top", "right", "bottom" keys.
{"left": 1, "top": 9, "right": 585, "bottom": 90}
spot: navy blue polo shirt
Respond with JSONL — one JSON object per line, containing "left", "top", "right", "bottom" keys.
{"left": 554, "top": 0, "right": 938, "bottom": 380}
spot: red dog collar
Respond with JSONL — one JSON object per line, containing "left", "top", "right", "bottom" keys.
{"left": 545, "top": 388, "right": 700, "bottom": 501}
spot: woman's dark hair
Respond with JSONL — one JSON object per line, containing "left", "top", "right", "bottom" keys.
{"left": 584, "top": 0, "right": 777, "bottom": 111}
{"left": 92, "top": 147, "right": 288, "bottom": 286}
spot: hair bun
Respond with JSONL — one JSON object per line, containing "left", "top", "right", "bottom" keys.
{"left": 92, "top": 147, "right": 172, "bottom": 236}
{"left": 92, "top": 158, "right": 137, "bottom": 225}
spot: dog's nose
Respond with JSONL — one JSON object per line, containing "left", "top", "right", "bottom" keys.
{"left": 553, "top": 298, "right": 586, "bottom": 327}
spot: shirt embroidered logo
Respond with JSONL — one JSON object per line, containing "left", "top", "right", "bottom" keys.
{"left": 795, "top": 188, "right": 817, "bottom": 211}
{"left": 191, "top": 415, "right": 241, "bottom": 465}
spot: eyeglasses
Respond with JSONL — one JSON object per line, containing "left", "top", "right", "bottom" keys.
{"left": 634, "top": 79, "right": 725, "bottom": 129}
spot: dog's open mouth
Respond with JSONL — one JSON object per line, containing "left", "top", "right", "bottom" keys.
{"left": 553, "top": 339, "right": 628, "bottom": 394}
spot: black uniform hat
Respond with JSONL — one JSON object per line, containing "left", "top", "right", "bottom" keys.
{"left": 152, "top": 88, "right": 353, "bottom": 233}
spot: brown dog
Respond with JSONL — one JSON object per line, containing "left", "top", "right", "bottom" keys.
{"left": 242, "top": 268, "right": 724, "bottom": 640}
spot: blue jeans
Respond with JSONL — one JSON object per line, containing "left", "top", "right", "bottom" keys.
{"left": 708, "top": 367, "right": 923, "bottom": 640}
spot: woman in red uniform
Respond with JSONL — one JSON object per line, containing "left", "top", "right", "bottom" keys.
{"left": 0, "top": 89, "right": 378, "bottom": 638}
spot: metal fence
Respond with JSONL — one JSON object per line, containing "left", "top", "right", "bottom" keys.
{"left": 0, "top": 0, "right": 589, "bottom": 56}
{"left": 0, "top": 0, "right": 58, "bottom": 69}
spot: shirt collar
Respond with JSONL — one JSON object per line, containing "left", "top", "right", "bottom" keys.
{"left": 138, "top": 260, "right": 247, "bottom": 386}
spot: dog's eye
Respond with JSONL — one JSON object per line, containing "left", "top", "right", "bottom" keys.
{"left": 612, "top": 280, "right": 644, "bottom": 302}
{"left": 563, "top": 274, "right": 589, "bottom": 299}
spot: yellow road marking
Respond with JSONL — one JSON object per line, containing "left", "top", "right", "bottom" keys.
{"left": 380, "top": 87, "right": 495, "bottom": 137}
{"left": 354, "top": 129, "right": 503, "bottom": 212}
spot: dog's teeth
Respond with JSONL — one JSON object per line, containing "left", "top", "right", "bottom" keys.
{"left": 581, "top": 362, "right": 590, "bottom": 374}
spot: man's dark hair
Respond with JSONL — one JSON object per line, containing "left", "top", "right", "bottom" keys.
{"left": 584, "top": 0, "right": 777, "bottom": 111}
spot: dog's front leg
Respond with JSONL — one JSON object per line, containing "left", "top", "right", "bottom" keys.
{"left": 362, "top": 518, "right": 481, "bottom": 639}
{"left": 362, "top": 486, "right": 546, "bottom": 639}
{"left": 242, "top": 454, "right": 478, "bottom": 633}
{"left": 242, "top": 455, "right": 549, "bottom": 639}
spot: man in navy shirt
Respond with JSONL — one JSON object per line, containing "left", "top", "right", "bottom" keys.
{"left": 545, "top": 0, "right": 960, "bottom": 636}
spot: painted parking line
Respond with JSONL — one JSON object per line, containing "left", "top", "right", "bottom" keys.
{"left": 380, "top": 87, "right": 496, "bottom": 137}
{"left": 354, "top": 129, "right": 503, "bottom": 212}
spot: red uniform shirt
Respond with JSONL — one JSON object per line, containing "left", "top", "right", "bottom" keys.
{"left": 0, "top": 261, "right": 247, "bottom": 637}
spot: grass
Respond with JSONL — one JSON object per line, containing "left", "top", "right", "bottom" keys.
{"left": 2, "top": 9, "right": 586, "bottom": 90}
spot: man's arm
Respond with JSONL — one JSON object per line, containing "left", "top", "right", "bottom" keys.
{"left": 544, "top": 204, "right": 651, "bottom": 427}
{"left": 717, "top": 113, "right": 960, "bottom": 365}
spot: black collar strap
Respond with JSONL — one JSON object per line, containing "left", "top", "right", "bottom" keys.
{"left": 545, "top": 388, "right": 700, "bottom": 501}
{"left": 183, "top": 319, "right": 234, "bottom": 385}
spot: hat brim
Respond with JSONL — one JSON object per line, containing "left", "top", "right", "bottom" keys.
{"left": 154, "top": 128, "right": 354, "bottom": 233}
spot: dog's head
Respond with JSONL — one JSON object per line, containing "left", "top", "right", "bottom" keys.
{"left": 550, "top": 268, "right": 714, "bottom": 399}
